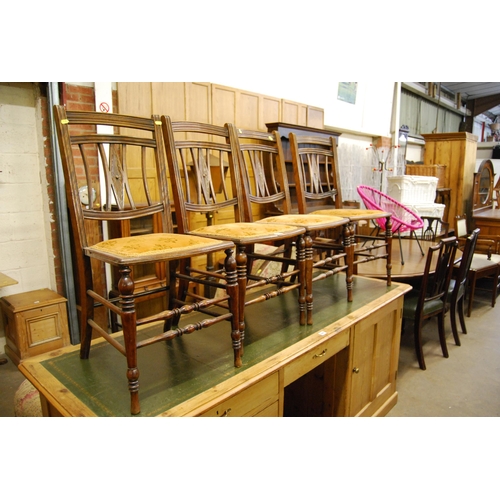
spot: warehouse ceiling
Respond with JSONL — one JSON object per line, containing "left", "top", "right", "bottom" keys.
{"left": 440, "top": 82, "right": 500, "bottom": 120}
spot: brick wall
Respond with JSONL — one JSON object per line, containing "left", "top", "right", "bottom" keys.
{"left": 43, "top": 83, "right": 118, "bottom": 295}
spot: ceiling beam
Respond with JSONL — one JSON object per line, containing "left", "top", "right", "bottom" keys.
{"left": 467, "top": 94, "right": 500, "bottom": 116}
{"left": 463, "top": 94, "right": 500, "bottom": 132}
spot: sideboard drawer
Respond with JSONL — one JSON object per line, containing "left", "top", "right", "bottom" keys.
{"left": 283, "top": 329, "right": 349, "bottom": 386}
{"left": 199, "top": 372, "right": 279, "bottom": 417}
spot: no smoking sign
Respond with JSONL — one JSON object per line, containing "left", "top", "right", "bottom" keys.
{"left": 99, "top": 102, "right": 110, "bottom": 113}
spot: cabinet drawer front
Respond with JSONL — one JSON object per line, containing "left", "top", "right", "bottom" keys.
{"left": 254, "top": 400, "right": 279, "bottom": 417}
{"left": 283, "top": 330, "right": 349, "bottom": 386}
{"left": 199, "top": 372, "right": 279, "bottom": 417}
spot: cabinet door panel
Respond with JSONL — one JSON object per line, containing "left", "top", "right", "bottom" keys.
{"left": 349, "top": 297, "right": 402, "bottom": 417}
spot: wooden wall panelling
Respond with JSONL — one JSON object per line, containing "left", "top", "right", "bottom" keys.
{"left": 185, "top": 82, "right": 212, "bottom": 123}
{"left": 235, "top": 89, "right": 261, "bottom": 130}
{"left": 307, "top": 106, "right": 325, "bottom": 128}
{"left": 212, "top": 84, "right": 237, "bottom": 126}
{"left": 282, "top": 99, "right": 307, "bottom": 126}
{"left": 151, "top": 82, "right": 186, "bottom": 120}
{"left": 262, "top": 96, "right": 282, "bottom": 130}
{"left": 116, "top": 82, "right": 152, "bottom": 118}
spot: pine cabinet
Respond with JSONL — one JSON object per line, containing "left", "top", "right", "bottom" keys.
{"left": 422, "top": 132, "right": 478, "bottom": 227}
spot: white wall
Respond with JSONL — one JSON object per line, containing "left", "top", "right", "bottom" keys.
{"left": 0, "top": 83, "right": 56, "bottom": 351}
{"left": 222, "top": 80, "right": 396, "bottom": 138}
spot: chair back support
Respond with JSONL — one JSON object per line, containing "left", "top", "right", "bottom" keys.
{"left": 229, "top": 125, "right": 293, "bottom": 221}
{"left": 289, "top": 133, "right": 342, "bottom": 213}
{"left": 455, "top": 215, "right": 468, "bottom": 239}
{"left": 160, "top": 117, "right": 243, "bottom": 232}
{"left": 454, "top": 228, "right": 480, "bottom": 291}
{"left": 53, "top": 106, "right": 174, "bottom": 253}
{"left": 419, "top": 236, "right": 458, "bottom": 312}
{"left": 357, "top": 185, "right": 424, "bottom": 234}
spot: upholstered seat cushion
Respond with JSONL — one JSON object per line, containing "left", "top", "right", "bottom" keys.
{"left": 403, "top": 292, "right": 444, "bottom": 318}
{"left": 470, "top": 253, "right": 500, "bottom": 272}
{"left": 86, "top": 233, "right": 234, "bottom": 264}
{"left": 191, "top": 222, "right": 305, "bottom": 244}
{"left": 256, "top": 213, "right": 349, "bottom": 231}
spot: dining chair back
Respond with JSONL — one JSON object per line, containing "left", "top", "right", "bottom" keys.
{"left": 288, "top": 132, "right": 393, "bottom": 286}
{"left": 357, "top": 184, "right": 425, "bottom": 265}
{"left": 160, "top": 116, "right": 310, "bottom": 342}
{"left": 228, "top": 125, "right": 353, "bottom": 317}
{"left": 53, "top": 106, "right": 241, "bottom": 414}
{"left": 447, "top": 228, "right": 480, "bottom": 345}
{"left": 402, "top": 236, "right": 458, "bottom": 370}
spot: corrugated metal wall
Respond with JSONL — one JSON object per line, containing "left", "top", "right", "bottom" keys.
{"left": 400, "top": 89, "right": 462, "bottom": 136}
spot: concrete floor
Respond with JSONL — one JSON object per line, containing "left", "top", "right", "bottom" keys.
{"left": 0, "top": 287, "right": 498, "bottom": 418}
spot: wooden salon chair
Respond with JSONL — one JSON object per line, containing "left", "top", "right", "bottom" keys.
{"left": 402, "top": 237, "right": 458, "bottom": 370}
{"left": 53, "top": 106, "right": 241, "bottom": 415}
{"left": 288, "top": 133, "right": 393, "bottom": 285}
{"left": 160, "top": 116, "right": 309, "bottom": 351}
{"left": 228, "top": 125, "right": 352, "bottom": 321}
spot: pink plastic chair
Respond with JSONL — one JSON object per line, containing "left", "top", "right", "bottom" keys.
{"left": 357, "top": 185, "right": 424, "bottom": 264}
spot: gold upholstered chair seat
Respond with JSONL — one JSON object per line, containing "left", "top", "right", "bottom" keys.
{"left": 87, "top": 233, "right": 233, "bottom": 263}
{"left": 310, "top": 208, "right": 391, "bottom": 221}
{"left": 190, "top": 222, "right": 305, "bottom": 244}
{"left": 258, "top": 213, "right": 349, "bottom": 231}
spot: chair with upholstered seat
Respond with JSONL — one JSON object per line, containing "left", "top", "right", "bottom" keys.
{"left": 454, "top": 215, "right": 500, "bottom": 317}
{"left": 288, "top": 133, "right": 393, "bottom": 286}
{"left": 402, "top": 236, "right": 458, "bottom": 370}
{"left": 161, "top": 116, "right": 311, "bottom": 348}
{"left": 53, "top": 106, "right": 241, "bottom": 415}
{"left": 357, "top": 184, "right": 425, "bottom": 265}
{"left": 227, "top": 125, "right": 353, "bottom": 320}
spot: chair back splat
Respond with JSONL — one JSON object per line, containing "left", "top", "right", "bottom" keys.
{"left": 403, "top": 236, "right": 458, "bottom": 370}
{"left": 288, "top": 133, "right": 393, "bottom": 285}
{"left": 160, "top": 116, "right": 310, "bottom": 344}
{"left": 447, "top": 228, "right": 480, "bottom": 344}
{"left": 53, "top": 106, "right": 240, "bottom": 414}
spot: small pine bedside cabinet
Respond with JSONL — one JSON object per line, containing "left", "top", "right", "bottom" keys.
{"left": 0, "top": 288, "right": 70, "bottom": 365}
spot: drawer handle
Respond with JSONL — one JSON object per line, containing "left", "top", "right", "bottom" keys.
{"left": 353, "top": 367, "right": 360, "bottom": 373}
{"left": 220, "top": 408, "right": 232, "bottom": 417}
{"left": 313, "top": 349, "right": 328, "bottom": 359}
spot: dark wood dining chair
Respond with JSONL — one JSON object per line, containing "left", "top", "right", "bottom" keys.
{"left": 228, "top": 124, "right": 352, "bottom": 322}
{"left": 53, "top": 106, "right": 241, "bottom": 415}
{"left": 288, "top": 132, "right": 393, "bottom": 285}
{"left": 402, "top": 236, "right": 458, "bottom": 370}
{"left": 447, "top": 228, "right": 480, "bottom": 345}
{"left": 160, "top": 116, "right": 309, "bottom": 352}
{"left": 454, "top": 215, "right": 500, "bottom": 317}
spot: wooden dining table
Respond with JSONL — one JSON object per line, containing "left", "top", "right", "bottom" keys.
{"left": 355, "top": 238, "right": 461, "bottom": 282}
